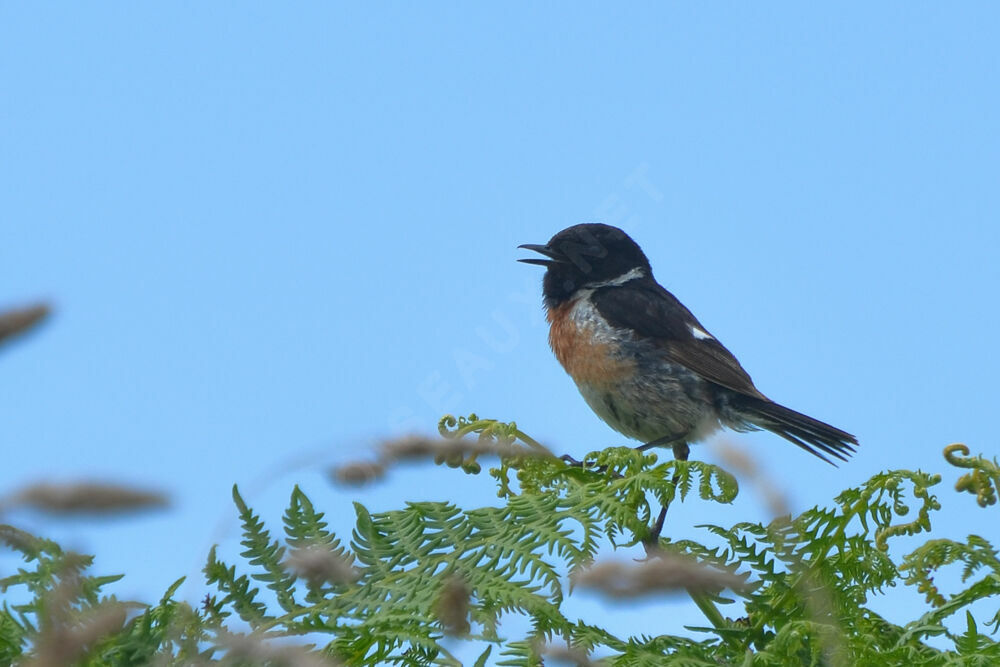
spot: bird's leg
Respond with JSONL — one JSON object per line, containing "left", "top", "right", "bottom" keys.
{"left": 672, "top": 442, "right": 690, "bottom": 462}
{"left": 647, "top": 505, "right": 669, "bottom": 549}
{"left": 644, "top": 440, "right": 690, "bottom": 549}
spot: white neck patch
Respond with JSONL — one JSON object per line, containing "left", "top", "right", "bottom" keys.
{"left": 583, "top": 266, "right": 645, "bottom": 289}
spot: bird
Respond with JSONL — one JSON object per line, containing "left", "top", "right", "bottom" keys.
{"left": 518, "top": 223, "right": 857, "bottom": 465}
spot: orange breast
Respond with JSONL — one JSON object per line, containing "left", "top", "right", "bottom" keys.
{"left": 547, "top": 300, "right": 636, "bottom": 387}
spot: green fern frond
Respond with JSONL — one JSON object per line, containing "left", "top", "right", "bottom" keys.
{"left": 495, "top": 639, "right": 543, "bottom": 666}
{"left": 231, "top": 485, "right": 298, "bottom": 613}
{"left": 439, "top": 413, "right": 546, "bottom": 453}
{"left": 951, "top": 611, "right": 1000, "bottom": 658}
{"left": 900, "top": 534, "right": 1000, "bottom": 629}
{"left": 946, "top": 444, "right": 1000, "bottom": 509}
{"left": 283, "top": 485, "right": 354, "bottom": 603}
{"left": 7, "top": 414, "right": 999, "bottom": 665}
{"left": 203, "top": 545, "right": 268, "bottom": 625}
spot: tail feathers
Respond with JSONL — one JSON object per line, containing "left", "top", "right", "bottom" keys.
{"left": 734, "top": 396, "right": 858, "bottom": 466}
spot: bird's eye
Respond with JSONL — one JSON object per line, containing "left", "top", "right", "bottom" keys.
{"left": 563, "top": 280, "right": 575, "bottom": 292}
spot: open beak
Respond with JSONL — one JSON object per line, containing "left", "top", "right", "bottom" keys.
{"left": 517, "top": 243, "right": 565, "bottom": 267}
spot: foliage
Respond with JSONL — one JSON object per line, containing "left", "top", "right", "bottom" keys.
{"left": 1, "top": 417, "right": 999, "bottom": 665}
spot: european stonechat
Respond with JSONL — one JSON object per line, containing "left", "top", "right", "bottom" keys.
{"left": 519, "top": 223, "right": 857, "bottom": 465}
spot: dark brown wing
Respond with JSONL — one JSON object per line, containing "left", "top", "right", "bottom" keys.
{"left": 591, "top": 280, "right": 767, "bottom": 400}
{"left": 592, "top": 278, "right": 858, "bottom": 465}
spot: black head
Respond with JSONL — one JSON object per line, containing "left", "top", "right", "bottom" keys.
{"left": 518, "top": 223, "right": 652, "bottom": 308}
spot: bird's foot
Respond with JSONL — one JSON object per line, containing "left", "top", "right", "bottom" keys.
{"left": 559, "top": 454, "right": 609, "bottom": 474}
{"left": 560, "top": 453, "right": 584, "bottom": 467}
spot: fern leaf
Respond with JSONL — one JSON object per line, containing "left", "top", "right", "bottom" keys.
{"left": 231, "top": 485, "right": 298, "bottom": 613}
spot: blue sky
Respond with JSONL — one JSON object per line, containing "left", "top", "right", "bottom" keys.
{"left": 2, "top": 1, "right": 999, "bottom": 654}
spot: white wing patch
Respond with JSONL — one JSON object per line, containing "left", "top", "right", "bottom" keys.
{"left": 690, "top": 325, "right": 714, "bottom": 340}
